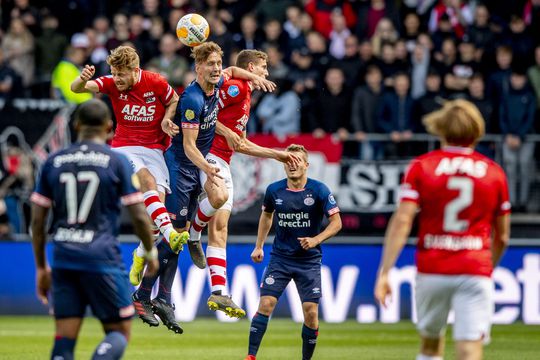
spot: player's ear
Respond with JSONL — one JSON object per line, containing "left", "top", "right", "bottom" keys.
{"left": 105, "top": 119, "right": 113, "bottom": 133}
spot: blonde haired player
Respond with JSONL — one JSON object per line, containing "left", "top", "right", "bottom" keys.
{"left": 375, "top": 99, "right": 511, "bottom": 360}
{"left": 71, "top": 46, "right": 189, "bottom": 327}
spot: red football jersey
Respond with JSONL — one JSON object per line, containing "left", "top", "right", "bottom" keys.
{"left": 400, "top": 146, "right": 510, "bottom": 277}
{"left": 95, "top": 70, "right": 175, "bottom": 151}
{"left": 209, "top": 78, "right": 252, "bottom": 163}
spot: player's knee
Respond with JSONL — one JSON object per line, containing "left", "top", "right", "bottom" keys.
{"left": 209, "top": 190, "right": 228, "bottom": 209}
{"left": 303, "top": 308, "right": 318, "bottom": 325}
{"left": 258, "top": 297, "right": 276, "bottom": 315}
{"left": 137, "top": 171, "right": 156, "bottom": 192}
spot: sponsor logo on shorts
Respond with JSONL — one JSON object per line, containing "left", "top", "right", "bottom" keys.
{"left": 227, "top": 85, "right": 240, "bottom": 97}
{"left": 185, "top": 109, "right": 195, "bottom": 120}
{"left": 265, "top": 275, "right": 275, "bottom": 285}
{"left": 312, "top": 287, "right": 321, "bottom": 294}
{"left": 119, "top": 305, "right": 135, "bottom": 318}
{"left": 304, "top": 196, "right": 315, "bottom": 206}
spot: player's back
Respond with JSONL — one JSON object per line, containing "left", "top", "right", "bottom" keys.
{"left": 33, "top": 142, "right": 140, "bottom": 273}
{"left": 401, "top": 146, "right": 510, "bottom": 277}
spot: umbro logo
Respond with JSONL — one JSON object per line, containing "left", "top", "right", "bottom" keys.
{"left": 119, "top": 94, "right": 128, "bottom": 101}
{"left": 275, "top": 199, "right": 283, "bottom": 205}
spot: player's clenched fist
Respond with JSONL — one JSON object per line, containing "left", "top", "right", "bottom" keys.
{"left": 251, "top": 247, "right": 264, "bottom": 263}
{"left": 79, "top": 64, "right": 95, "bottom": 82}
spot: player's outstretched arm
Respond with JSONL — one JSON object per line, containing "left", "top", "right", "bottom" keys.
{"left": 251, "top": 211, "right": 273, "bottom": 263}
{"left": 492, "top": 213, "right": 510, "bottom": 266}
{"left": 70, "top": 64, "right": 99, "bottom": 93}
{"left": 126, "top": 202, "right": 159, "bottom": 277}
{"left": 374, "top": 201, "right": 417, "bottom": 307}
{"left": 238, "top": 139, "right": 302, "bottom": 167}
{"left": 298, "top": 213, "right": 342, "bottom": 250}
{"left": 225, "top": 66, "right": 276, "bottom": 92}
{"left": 30, "top": 203, "right": 52, "bottom": 305}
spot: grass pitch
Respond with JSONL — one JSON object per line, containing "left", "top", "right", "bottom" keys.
{"left": 0, "top": 316, "right": 539, "bottom": 359}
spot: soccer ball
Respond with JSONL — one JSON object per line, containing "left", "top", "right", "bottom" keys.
{"left": 176, "top": 13, "right": 210, "bottom": 47}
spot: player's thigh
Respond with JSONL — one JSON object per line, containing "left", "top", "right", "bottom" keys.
{"left": 141, "top": 148, "right": 171, "bottom": 194}
{"left": 81, "top": 271, "right": 135, "bottom": 324}
{"left": 52, "top": 269, "right": 87, "bottom": 320}
{"left": 165, "top": 162, "right": 200, "bottom": 228}
{"left": 260, "top": 257, "right": 294, "bottom": 301}
{"left": 415, "top": 273, "right": 455, "bottom": 339}
{"left": 112, "top": 146, "right": 146, "bottom": 173}
{"left": 452, "top": 276, "right": 493, "bottom": 343}
{"left": 293, "top": 261, "right": 322, "bottom": 304}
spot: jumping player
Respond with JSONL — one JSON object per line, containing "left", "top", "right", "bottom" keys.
{"left": 244, "top": 144, "right": 342, "bottom": 360}
{"left": 30, "top": 99, "right": 159, "bottom": 360}
{"left": 374, "top": 99, "right": 511, "bottom": 360}
{"left": 191, "top": 49, "right": 301, "bottom": 318}
{"left": 133, "top": 42, "right": 276, "bottom": 333}
{"left": 70, "top": 46, "right": 189, "bottom": 288}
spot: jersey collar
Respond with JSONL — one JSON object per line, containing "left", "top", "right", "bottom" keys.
{"left": 442, "top": 146, "right": 474, "bottom": 154}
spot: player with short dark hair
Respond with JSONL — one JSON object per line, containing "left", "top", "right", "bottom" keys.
{"left": 30, "top": 99, "right": 158, "bottom": 360}
{"left": 375, "top": 99, "right": 511, "bottom": 360}
{"left": 244, "top": 144, "right": 342, "bottom": 360}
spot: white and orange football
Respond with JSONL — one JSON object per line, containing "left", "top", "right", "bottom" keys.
{"left": 176, "top": 13, "right": 210, "bottom": 47}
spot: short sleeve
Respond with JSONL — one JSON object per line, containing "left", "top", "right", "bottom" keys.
{"left": 399, "top": 159, "right": 422, "bottom": 204}
{"left": 497, "top": 169, "right": 511, "bottom": 216}
{"left": 30, "top": 159, "right": 53, "bottom": 208}
{"left": 154, "top": 74, "right": 176, "bottom": 105}
{"left": 318, "top": 183, "right": 340, "bottom": 217}
{"left": 219, "top": 79, "right": 248, "bottom": 108}
{"left": 177, "top": 90, "right": 204, "bottom": 130}
{"left": 261, "top": 187, "right": 275, "bottom": 213}
{"left": 94, "top": 75, "right": 114, "bottom": 94}
{"left": 115, "top": 153, "right": 144, "bottom": 206}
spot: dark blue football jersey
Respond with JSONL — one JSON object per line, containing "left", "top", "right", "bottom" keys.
{"left": 31, "top": 141, "right": 143, "bottom": 273}
{"left": 262, "top": 178, "right": 340, "bottom": 261}
{"left": 169, "top": 76, "right": 226, "bottom": 167}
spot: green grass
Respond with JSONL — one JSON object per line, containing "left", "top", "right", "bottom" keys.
{"left": 0, "top": 316, "right": 539, "bottom": 359}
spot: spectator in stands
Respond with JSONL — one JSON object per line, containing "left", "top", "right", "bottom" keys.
{"left": 487, "top": 45, "right": 513, "bottom": 108}
{"left": 378, "top": 72, "right": 414, "bottom": 158}
{"left": 266, "top": 44, "right": 289, "bottom": 80}
{"left": 51, "top": 46, "right": 93, "bottom": 104}
{"left": 261, "top": 18, "right": 289, "bottom": 55}
{"left": 328, "top": 8, "right": 351, "bottom": 60}
{"left": 106, "top": 13, "right": 131, "bottom": 51}
{"left": 403, "top": 13, "right": 422, "bottom": 53}
{"left": 444, "top": 39, "right": 479, "bottom": 97}
{"left": 433, "top": 38, "right": 457, "bottom": 84}
{"left": 283, "top": 5, "right": 305, "bottom": 51}
{"left": 412, "top": 69, "right": 444, "bottom": 131}
{"left": 506, "top": 15, "right": 535, "bottom": 66}
{"left": 234, "top": 13, "right": 264, "bottom": 52}
{"left": 428, "top": 0, "right": 473, "bottom": 39}
{"left": 394, "top": 39, "right": 410, "bottom": 70}
{"left": 430, "top": 14, "right": 457, "bottom": 52}
{"left": 257, "top": 78, "right": 301, "bottom": 137}
{"left": 410, "top": 42, "right": 431, "bottom": 100}
{"left": 528, "top": 45, "right": 540, "bottom": 129}
{"left": 351, "top": 65, "right": 383, "bottom": 160}
{"left": 468, "top": 73, "right": 496, "bottom": 158}
{"left": 332, "top": 35, "right": 362, "bottom": 89}
{"left": 377, "top": 42, "right": 402, "bottom": 88}
{"left": 2, "top": 17, "right": 34, "bottom": 89}
{"left": 308, "top": 67, "right": 351, "bottom": 141}
{"left": 129, "top": 13, "right": 154, "bottom": 64}
{"left": 35, "top": 14, "right": 67, "bottom": 97}
{"left": 356, "top": 0, "right": 399, "bottom": 40}
{"left": 305, "top": 31, "right": 332, "bottom": 80}
{"left": 256, "top": 0, "right": 293, "bottom": 24}
{"left": 93, "top": 16, "right": 112, "bottom": 47}
{"left": 10, "top": 0, "right": 40, "bottom": 35}
{"left": 147, "top": 33, "right": 189, "bottom": 89}
{"left": 304, "top": 0, "right": 357, "bottom": 39}
{"left": 0, "top": 48, "right": 22, "bottom": 100}
{"left": 371, "top": 18, "right": 399, "bottom": 57}
{"left": 207, "top": 12, "right": 235, "bottom": 65}
{"left": 500, "top": 66, "right": 537, "bottom": 212}
{"left": 466, "top": 4, "right": 496, "bottom": 59}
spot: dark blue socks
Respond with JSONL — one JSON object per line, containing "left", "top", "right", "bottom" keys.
{"left": 248, "top": 312, "right": 269, "bottom": 356}
{"left": 91, "top": 331, "right": 127, "bottom": 359}
{"left": 301, "top": 324, "right": 318, "bottom": 360}
{"left": 51, "top": 336, "right": 76, "bottom": 360}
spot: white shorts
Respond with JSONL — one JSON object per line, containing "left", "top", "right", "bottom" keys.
{"left": 199, "top": 153, "right": 233, "bottom": 211}
{"left": 113, "top": 146, "right": 170, "bottom": 194}
{"left": 415, "top": 273, "right": 493, "bottom": 343}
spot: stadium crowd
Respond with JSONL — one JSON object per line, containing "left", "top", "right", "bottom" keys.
{"left": 1, "top": 0, "right": 540, "bottom": 233}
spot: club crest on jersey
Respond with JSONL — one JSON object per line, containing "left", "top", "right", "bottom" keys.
{"left": 304, "top": 196, "right": 315, "bottom": 206}
{"left": 328, "top": 194, "right": 336, "bottom": 205}
{"left": 119, "top": 94, "right": 128, "bottom": 101}
{"left": 185, "top": 109, "right": 195, "bottom": 120}
{"left": 145, "top": 96, "right": 156, "bottom": 103}
{"left": 227, "top": 85, "right": 240, "bottom": 97}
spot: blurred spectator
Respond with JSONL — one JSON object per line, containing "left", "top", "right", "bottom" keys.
{"left": 10, "top": 0, "right": 40, "bottom": 35}
{"left": 351, "top": 65, "right": 383, "bottom": 160}
{"left": 430, "top": 13, "right": 457, "bottom": 52}
{"left": 331, "top": 35, "right": 362, "bottom": 89}
{"left": 308, "top": 67, "right": 351, "bottom": 140}
{"left": 410, "top": 43, "right": 431, "bottom": 99}
{"left": 505, "top": 15, "right": 535, "bottom": 66}
{"left": 377, "top": 42, "right": 401, "bottom": 88}
{"left": 403, "top": 13, "right": 422, "bottom": 53}
{"left": 528, "top": 45, "right": 540, "bottom": 128}
{"left": 106, "top": 13, "right": 131, "bottom": 51}
{"left": 283, "top": 5, "right": 305, "bottom": 51}
{"left": 207, "top": 11, "right": 235, "bottom": 65}
{"left": 265, "top": 44, "right": 289, "bottom": 80}
{"left": 468, "top": 73, "right": 496, "bottom": 158}
{"left": 2, "top": 17, "right": 34, "bottom": 89}
{"left": 147, "top": 33, "right": 189, "bottom": 89}
{"left": 290, "top": 47, "right": 319, "bottom": 94}
{"left": 257, "top": 78, "right": 301, "bottom": 137}
{"left": 371, "top": 18, "right": 399, "bottom": 57}
{"left": 356, "top": 0, "right": 399, "bottom": 40}
{"left": 0, "top": 48, "right": 22, "bottom": 100}
{"left": 444, "top": 39, "right": 479, "bottom": 96}
{"left": 329, "top": 8, "right": 351, "bottom": 60}
{"left": 412, "top": 69, "right": 444, "bottom": 131}
{"left": 256, "top": 0, "right": 295, "bottom": 24}
{"left": 500, "top": 66, "right": 537, "bottom": 212}
{"left": 466, "top": 4, "right": 496, "bottom": 58}
{"left": 433, "top": 38, "right": 457, "bottom": 81}
{"left": 261, "top": 18, "right": 289, "bottom": 53}
{"left": 377, "top": 72, "right": 414, "bottom": 158}
{"left": 234, "top": 13, "right": 264, "bottom": 52}
{"left": 34, "top": 15, "right": 68, "bottom": 97}
{"left": 305, "top": 31, "right": 332, "bottom": 77}
{"left": 428, "top": 0, "right": 473, "bottom": 39}
{"left": 304, "top": 0, "right": 357, "bottom": 39}
{"left": 487, "top": 45, "right": 513, "bottom": 102}
{"left": 93, "top": 16, "right": 112, "bottom": 47}
{"left": 394, "top": 39, "right": 410, "bottom": 71}
{"left": 51, "top": 46, "right": 93, "bottom": 104}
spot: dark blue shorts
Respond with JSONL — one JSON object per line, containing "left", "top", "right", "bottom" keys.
{"left": 165, "top": 150, "right": 200, "bottom": 228}
{"left": 259, "top": 256, "right": 322, "bottom": 304}
{"left": 52, "top": 268, "right": 134, "bottom": 323}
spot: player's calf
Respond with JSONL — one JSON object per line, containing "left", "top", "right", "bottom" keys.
{"left": 91, "top": 331, "right": 127, "bottom": 359}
